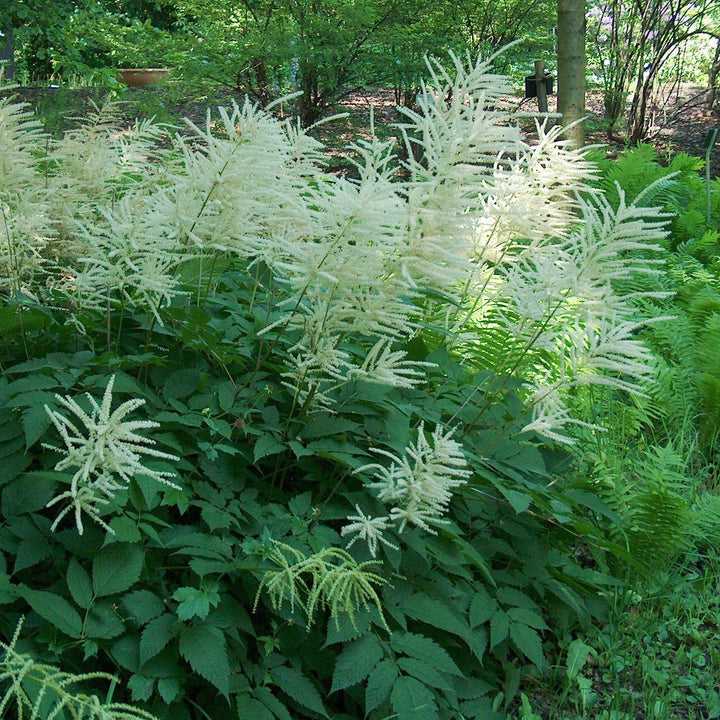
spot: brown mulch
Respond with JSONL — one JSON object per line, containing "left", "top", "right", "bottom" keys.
{"left": 517, "top": 83, "right": 720, "bottom": 177}
{"left": 4, "top": 81, "right": 720, "bottom": 176}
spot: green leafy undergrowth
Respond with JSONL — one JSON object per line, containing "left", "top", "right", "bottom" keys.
{"left": 0, "top": 55, "right": 682, "bottom": 720}
{"left": 589, "top": 143, "right": 720, "bottom": 462}
{"left": 0, "top": 273, "right": 619, "bottom": 720}
{"left": 516, "top": 549, "right": 720, "bottom": 720}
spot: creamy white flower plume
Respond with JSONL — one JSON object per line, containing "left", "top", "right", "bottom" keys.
{"left": 358, "top": 423, "right": 471, "bottom": 534}
{"left": 0, "top": 97, "right": 51, "bottom": 295}
{"left": 44, "top": 376, "right": 180, "bottom": 534}
{"left": 341, "top": 505, "right": 399, "bottom": 558}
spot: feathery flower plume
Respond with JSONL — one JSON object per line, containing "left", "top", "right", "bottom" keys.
{"left": 341, "top": 505, "right": 399, "bottom": 558}
{"left": 0, "top": 97, "right": 51, "bottom": 295}
{"left": 358, "top": 423, "right": 471, "bottom": 534}
{"left": 44, "top": 376, "right": 180, "bottom": 534}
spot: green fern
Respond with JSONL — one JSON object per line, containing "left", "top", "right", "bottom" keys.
{"left": 587, "top": 443, "right": 720, "bottom": 569}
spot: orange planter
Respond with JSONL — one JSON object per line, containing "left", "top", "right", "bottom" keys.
{"left": 116, "top": 68, "right": 170, "bottom": 87}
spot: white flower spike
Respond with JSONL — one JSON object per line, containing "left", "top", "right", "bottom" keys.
{"left": 44, "top": 376, "right": 180, "bottom": 534}
{"left": 341, "top": 505, "right": 398, "bottom": 558}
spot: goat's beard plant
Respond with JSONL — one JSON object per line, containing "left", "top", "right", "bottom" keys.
{"left": 0, "top": 51, "right": 672, "bottom": 720}
{"left": 2, "top": 55, "right": 667, "bottom": 443}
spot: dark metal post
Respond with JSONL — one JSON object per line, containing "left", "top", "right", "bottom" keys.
{"left": 535, "top": 60, "right": 548, "bottom": 114}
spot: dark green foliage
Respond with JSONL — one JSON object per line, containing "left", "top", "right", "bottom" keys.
{"left": 0, "top": 255, "right": 621, "bottom": 719}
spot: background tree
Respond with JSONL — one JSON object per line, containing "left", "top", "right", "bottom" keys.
{"left": 557, "top": 0, "right": 586, "bottom": 147}
{"left": 588, "top": 0, "right": 717, "bottom": 141}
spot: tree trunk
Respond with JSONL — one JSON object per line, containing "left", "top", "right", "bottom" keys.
{"left": 708, "top": 36, "right": 720, "bottom": 113}
{"left": 557, "top": 0, "right": 586, "bottom": 147}
{"left": 1, "top": 24, "right": 14, "bottom": 81}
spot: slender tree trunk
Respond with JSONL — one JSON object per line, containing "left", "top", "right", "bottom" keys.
{"left": 557, "top": 0, "right": 586, "bottom": 147}
{"left": 1, "top": 24, "right": 14, "bottom": 81}
{"left": 708, "top": 36, "right": 720, "bottom": 112}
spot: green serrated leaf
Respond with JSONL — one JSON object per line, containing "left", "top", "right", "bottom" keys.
{"left": 173, "top": 586, "right": 218, "bottom": 620}
{"left": 469, "top": 589, "right": 497, "bottom": 628}
{"left": 254, "top": 434, "right": 285, "bottom": 463}
{"left": 236, "top": 694, "right": 275, "bottom": 720}
{"left": 331, "top": 634, "right": 383, "bottom": 693}
{"left": 507, "top": 607, "right": 548, "bottom": 630}
{"left": 92, "top": 543, "right": 144, "bottom": 597}
{"left": 499, "top": 488, "right": 532, "bottom": 514}
{"left": 390, "top": 675, "right": 438, "bottom": 720}
{"left": 8, "top": 375, "right": 57, "bottom": 393}
{"left": 128, "top": 674, "right": 154, "bottom": 702}
{"left": 365, "top": 659, "right": 398, "bottom": 715}
{"left": 85, "top": 603, "right": 126, "bottom": 639}
{"left": 21, "top": 587, "right": 83, "bottom": 638}
{"left": 509, "top": 623, "right": 546, "bottom": 669}
{"left": 566, "top": 638, "right": 592, "bottom": 679}
{"left": 22, "top": 405, "right": 51, "bottom": 449}
{"left": 402, "top": 593, "right": 470, "bottom": 639}
{"left": 14, "top": 537, "right": 51, "bottom": 573}
{"left": 288, "top": 492, "right": 312, "bottom": 518}
{"left": 140, "top": 614, "right": 177, "bottom": 666}
{"left": 67, "top": 558, "right": 94, "bottom": 609}
{"left": 397, "top": 657, "right": 453, "bottom": 690}
{"left": 123, "top": 590, "right": 165, "bottom": 625}
{"left": 179, "top": 624, "right": 230, "bottom": 696}
{"left": 108, "top": 516, "right": 142, "bottom": 543}
{"left": 496, "top": 587, "right": 536, "bottom": 609}
{"left": 254, "top": 686, "right": 293, "bottom": 720}
{"left": 490, "top": 611, "right": 509, "bottom": 649}
{"left": 164, "top": 368, "right": 200, "bottom": 400}
{"left": 3, "top": 473, "right": 52, "bottom": 513}
{"left": 270, "top": 665, "right": 328, "bottom": 717}
{"left": 157, "top": 677, "right": 181, "bottom": 704}
{"left": 391, "top": 632, "right": 462, "bottom": 676}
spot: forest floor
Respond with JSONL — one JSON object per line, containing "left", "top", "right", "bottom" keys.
{"left": 322, "top": 82, "right": 720, "bottom": 176}
{"left": 5, "top": 78, "right": 720, "bottom": 175}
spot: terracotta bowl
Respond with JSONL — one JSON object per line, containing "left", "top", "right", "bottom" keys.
{"left": 116, "top": 68, "right": 170, "bottom": 87}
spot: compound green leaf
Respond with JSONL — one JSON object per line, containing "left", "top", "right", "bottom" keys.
{"left": 331, "top": 634, "right": 384, "bottom": 693}
{"left": 179, "top": 624, "right": 230, "bottom": 696}
{"left": 92, "top": 543, "right": 144, "bottom": 597}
